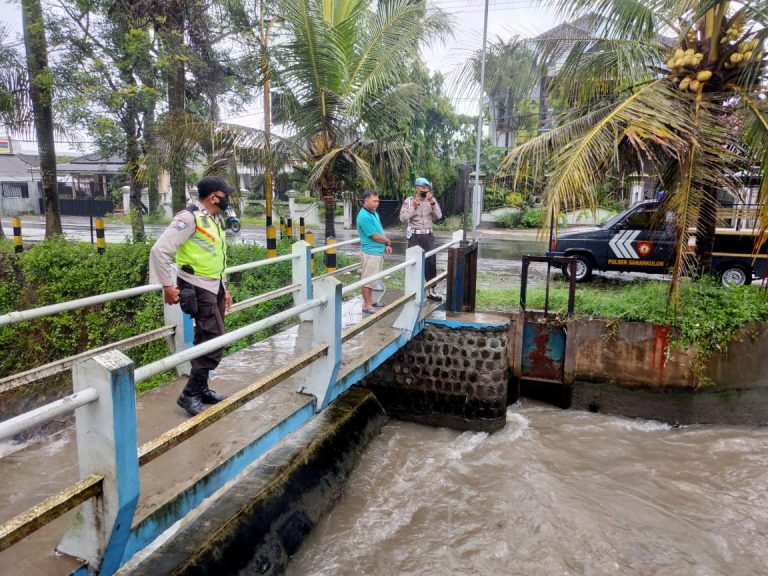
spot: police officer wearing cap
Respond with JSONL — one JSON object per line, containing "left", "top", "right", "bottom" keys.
{"left": 399, "top": 177, "right": 443, "bottom": 301}
{"left": 149, "top": 175, "right": 234, "bottom": 416}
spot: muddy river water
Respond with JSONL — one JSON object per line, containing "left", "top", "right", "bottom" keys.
{"left": 286, "top": 402, "right": 768, "bottom": 576}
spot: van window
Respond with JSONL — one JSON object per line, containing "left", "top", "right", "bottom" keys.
{"left": 622, "top": 207, "right": 655, "bottom": 229}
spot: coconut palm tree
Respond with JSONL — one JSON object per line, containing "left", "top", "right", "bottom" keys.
{"left": 495, "top": 0, "right": 768, "bottom": 297}
{"left": 260, "top": 0, "right": 452, "bottom": 240}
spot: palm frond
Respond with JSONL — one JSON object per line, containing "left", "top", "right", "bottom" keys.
{"left": 501, "top": 80, "right": 695, "bottom": 231}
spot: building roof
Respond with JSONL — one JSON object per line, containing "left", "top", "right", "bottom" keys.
{"left": 57, "top": 153, "right": 125, "bottom": 175}
{"left": 0, "top": 154, "right": 35, "bottom": 179}
{"left": 17, "top": 153, "right": 40, "bottom": 168}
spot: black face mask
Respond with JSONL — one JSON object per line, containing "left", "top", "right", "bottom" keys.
{"left": 215, "top": 194, "right": 230, "bottom": 211}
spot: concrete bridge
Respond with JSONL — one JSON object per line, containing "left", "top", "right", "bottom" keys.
{"left": 0, "top": 231, "right": 489, "bottom": 575}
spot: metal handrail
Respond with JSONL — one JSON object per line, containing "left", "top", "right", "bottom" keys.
{"left": 134, "top": 297, "right": 326, "bottom": 383}
{"left": 0, "top": 284, "right": 163, "bottom": 327}
{"left": 310, "top": 237, "right": 359, "bottom": 254}
{"left": 0, "top": 387, "right": 99, "bottom": 442}
{"left": 341, "top": 258, "right": 416, "bottom": 296}
{"left": 425, "top": 238, "right": 458, "bottom": 259}
{"left": 225, "top": 252, "right": 297, "bottom": 274}
{"left": 0, "top": 249, "right": 307, "bottom": 327}
{"left": 0, "top": 325, "right": 176, "bottom": 393}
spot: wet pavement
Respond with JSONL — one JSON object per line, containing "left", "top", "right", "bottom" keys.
{"left": 0, "top": 288, "right": 442, "bottom": 575}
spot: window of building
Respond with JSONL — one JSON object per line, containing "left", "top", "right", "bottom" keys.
{"left": 1, "top": 182, "right": 29, "bottom": 198}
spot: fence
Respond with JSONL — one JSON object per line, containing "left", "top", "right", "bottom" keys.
{"left": 0, "top": 230, "right": 462, "bottom": 574}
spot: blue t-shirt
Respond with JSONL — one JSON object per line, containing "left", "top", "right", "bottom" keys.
{"left": 356, "top": 208, "right": 385, "bottom": 255}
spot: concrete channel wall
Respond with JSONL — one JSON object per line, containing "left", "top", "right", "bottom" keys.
{"left": 508, "top": 312, "right": 768, "bottom": 425}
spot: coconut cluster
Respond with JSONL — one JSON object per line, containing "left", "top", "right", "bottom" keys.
{"left": 666, "top": 48, "right": 711, "bottom": 93}
{"left": 723, "top": 39, "right": 761, "bottom": 70}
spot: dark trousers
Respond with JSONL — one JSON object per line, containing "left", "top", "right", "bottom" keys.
{"left": 179, "top": 279, "right": 226, "bottom": 393}
{"left": 408, "top": 232, "right": 437, "bottom": 282}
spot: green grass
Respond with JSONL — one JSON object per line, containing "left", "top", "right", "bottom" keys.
{"left": 477, "top": 278, "right": 768, "bottom": 358}
{"left": 433, "top": 215, "right": 465, "bottom": 232}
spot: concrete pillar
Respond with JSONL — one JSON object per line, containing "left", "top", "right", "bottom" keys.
{"left": 121, "top": 185, "right": 131, "bottom": 214}
{"left": 343, "top": 198, "right": 353, "bottom": 230}
{"left": 394, "top": 245, "right": 425, "bottom": 336}
{"left": 57, "top": 350, "right": 140, "bottom": 574}
{"left": 291, "top": 240, "right": 312, "bottom": 321}
{"left": 298, "top": 277, "right": 341, "bottom": 410}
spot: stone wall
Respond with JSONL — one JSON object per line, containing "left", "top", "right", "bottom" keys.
{"left": 362, "top": 313, "right": 510, "bottom": 433}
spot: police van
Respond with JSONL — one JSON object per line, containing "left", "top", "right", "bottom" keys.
{"left": 546, "top": 200, "right": 766, "bottom": 286}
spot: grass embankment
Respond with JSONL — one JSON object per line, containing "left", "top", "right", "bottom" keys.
{"left": 0, "top": 237, "right": 354, "bottom": 395}
{"left": 478, "top": 278, "right": 768, "bottom": 359}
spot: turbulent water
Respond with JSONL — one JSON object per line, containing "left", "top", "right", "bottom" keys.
{"left": 286, "top": 402, "right": 768, "bottom": 576}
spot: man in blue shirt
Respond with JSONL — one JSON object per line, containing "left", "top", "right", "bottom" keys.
{"left": 356, "top": 189, "right": 392, "bottom": 314}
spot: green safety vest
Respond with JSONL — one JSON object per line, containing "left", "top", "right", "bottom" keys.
{"left": 176, "top": 207, "right": 227, "bottom": 279}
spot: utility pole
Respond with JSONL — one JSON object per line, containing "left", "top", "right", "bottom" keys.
{"left": 471, "top": 0, "right": 490, "bottom": 241}
{"left": 260, "top": 0, "right": 274, "bottom": 234}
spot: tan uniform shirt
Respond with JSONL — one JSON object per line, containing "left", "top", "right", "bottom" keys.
{"left": 399, "top": 196, "right": 442, "bottom": 233}
{"left": 149, "top": 201, "right": 227, "bottom": 295}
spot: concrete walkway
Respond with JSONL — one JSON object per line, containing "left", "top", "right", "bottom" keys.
{"left": 0, "top": 291, "right": 442, "bottom": 575}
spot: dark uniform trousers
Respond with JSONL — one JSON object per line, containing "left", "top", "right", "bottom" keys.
{"left": 408, "top": 232, "right": 437, "bottom": 281}
{"left": 179, "top": 278, "right": 226, "bottom": 394}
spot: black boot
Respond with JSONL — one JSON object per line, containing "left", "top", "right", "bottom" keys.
{"left": 200, "top": 388, "right": 226, "bottom": 404}
{"left": 177, "top": 392, "right": 206, "bottom": 416}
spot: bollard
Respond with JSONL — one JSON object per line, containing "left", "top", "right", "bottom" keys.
{"left": 306, "top": 230, "right": 315, "bottom": 274}
{"left": 267, "top": 225, "right": 277, "bottom": 258}
{"left": 299, "top": 217, "right": 305, "bottom": 240}
{"left": 95, "top": 218, "right": 106, "bottom": 254}
{"left": 280, "top": 217, "right": 286, "bottom": 239}
{"left": 12, "top": 217, "right": 22, "bottom": 253}
{"left": 325, "top": 236, "right": 336, "bottom": 272}
{"left": 287, "top": 218, "right": 293, "bottom": 239}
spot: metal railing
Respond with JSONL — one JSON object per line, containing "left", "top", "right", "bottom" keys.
{"left": 0, "top": 238, "right": 362, "bottom": 393}
{"left": 0, "top": 232, "right": 461, "bottom": 574}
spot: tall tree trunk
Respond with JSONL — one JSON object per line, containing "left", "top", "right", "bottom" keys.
{"left": 21, "top": 0, "right": 61, "bottom": 236}
{"left": 695, "top": 187, "right": 718, "bottom": 274}
{"left": 158, "top": 2, "right": 187, "bottom": 213}
{"left": 120, "top": 77, "right": 145, "bottom": 241}
{"left": 323, "top": 191, "right": 336, "bottom": 240}
{"left": 142, "top": 100, "right": 160, "bottom": 213}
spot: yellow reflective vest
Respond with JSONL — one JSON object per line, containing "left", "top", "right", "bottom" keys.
{"left": 176, "top": 207, "right": 227, "bottom": 279}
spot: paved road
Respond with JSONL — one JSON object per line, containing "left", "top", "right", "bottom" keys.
{"left": 1, "top": 215, "right": 550, "bottom": 277}
{"left": 2, "top": 215, "right": 664, "bottom": 285}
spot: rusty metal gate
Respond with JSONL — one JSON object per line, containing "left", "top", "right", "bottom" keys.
{"left": 518, "top": 255, "right": 576, "bottom": 407}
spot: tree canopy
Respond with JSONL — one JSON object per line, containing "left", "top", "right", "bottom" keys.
{"left": 493, "top": 0, "right": 768, "bottom": 296}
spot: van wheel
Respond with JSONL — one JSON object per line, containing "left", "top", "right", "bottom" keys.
{"left": 562, "top": 255, "right": 593, "bottom": 282}
{"left": 719, "top": 265, "right": 751, "bottom": 287}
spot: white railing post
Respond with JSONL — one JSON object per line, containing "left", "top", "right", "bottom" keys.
{"left": 292, "top": 240, "right": 313, "bottom": 321}
{"left": 57, "top": 350, "right": 139, "bottom": 575}
{"left": 394, "top": 246, "right": 425, "bottom": 335}
{"left": 163, "top": 267, "right": 192, "bottom": 376}
{"left": 298, "top": 277, "right": 341, "bottom": 410}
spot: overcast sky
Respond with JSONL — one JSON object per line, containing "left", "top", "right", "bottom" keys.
{"left": 1, "top": 0, "right": 560, "bottom": 153}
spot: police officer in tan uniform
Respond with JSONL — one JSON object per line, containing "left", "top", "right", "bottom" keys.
{"left": 399, "top": 177, "right": 443, "bottom": 301}
{"left": 149, "top": 176, "right": 233, "bottom": 416}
